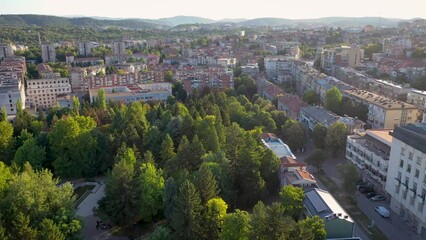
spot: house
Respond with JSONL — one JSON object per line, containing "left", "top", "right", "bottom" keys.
{"left": 277, "top": 94, "right": 308, "bottom": 119}
{"left": 304, "top": 188, "right": 356, "bottom": 239}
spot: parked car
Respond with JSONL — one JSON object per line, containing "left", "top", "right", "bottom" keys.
{"left": 371, "top": 195, "right": 386, "bottom": 201}
{"left": 359, "top": 186, "right": 374, "bottom": 194}
{"left": 375, "top": 205, "right": 390, "bottom": 218}
{"left": 366, "top": 192, "right": 377, "bottom": 198}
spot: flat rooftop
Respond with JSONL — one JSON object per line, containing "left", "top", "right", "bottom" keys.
{"left": 367, "top": 129, "right": 393, "bottom": 145}
{"left": 343, "top": 89, "right": 417, "bottom": 110}
{"left": 262, "top": 137, "right": 296, "bottom": 159}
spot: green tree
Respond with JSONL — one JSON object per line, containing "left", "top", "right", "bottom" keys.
{"left": 164, "top": 70, "right": 174, "bottom": 82}
{"left": 312, "top": 123, "right": 327, "bottom": 149}
{"left": 325, "top": 87, "right": 342, "bottom": 114}
{"left": 71, "top": 96, "right": 80, "bottom": 116}
{"left": 337, "top": 162, "right": 360, "bottom": 195}
{"left": 194, "top": 163, "right": 220, "bottom": 205}
{"left": 303, "top": 90, "right": 321, "bottom": 105}
{"left": 363, "top": 43, "right": 382, "bottom": 60}
{"left": 325, "top": 122, "right": 347, "bottom": 155}
{"left": 171, "top": 180, "right": 202, "bottom": 240}
{"left": 164, "top": 177, "right": 178, "bottom": 223}
{"left": 94, "top": 89, "right": 107, "bottom": 110}
{"left": 220, "top": 210, "right": 251, "bottom": 240}
{"left": 280, "top": 185, "right": 305, "bottom": 220}
{"left": 299, "top": 216, "right": 326, "bottom": 240}
{"left": 13, "top": 138, "right": 46, "bottom": 170}
{"left": 149, "top": 226, "right": 172, "bottom": 240}
{"left": 160, "top": 134, "right": 176, "bottom": 168}
{"left": 1, "top": 164, "right": 81, "bottom": 239}
{"left": 305, "top": 149, "right": 326, "bottom": 172}
{"left": 204, "top": 197, "right": 228, "bottom": 240}
{"left": 138, "top": 162, "right": 165, "bottom": 222}
{"left": 0, "top": 108, "right": 6, "bottom": 121}
{"left": 0, "top": 121, "right": 13, "bottom": 160}
{"left": 281, "top": 119, "right": 308, "bottom": 151}
{"left": 260, "top": 149, "right": 280, "bottom": 194}
{"left": 99, "top": 148, "right": 139, "bottom": 226}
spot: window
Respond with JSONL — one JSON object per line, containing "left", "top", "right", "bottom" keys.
{"left": 416, "top": 169, "right": 420, "bottom": 178}
{"left": 405, "top": 176, "right": 410, "bottom": 186}
{"left": 401, "top": 147, "right": 406, "bottom": 156}
{"left": 407, "top": 164, "right": 412, "bottom": 173}
{"left": 398, "top": 172, "right": 402, "bottom": 181}
{"left": 409, "top": 152, "right": 413, "bottom": 160}
{"left": 400, "top": 160, "right": 404, "bottom": 168}
{"left": 413, "top": 182, "right": 418, "bottom": 195}
{"left": 417, "top": 156, "right": 422, "bottom": 166}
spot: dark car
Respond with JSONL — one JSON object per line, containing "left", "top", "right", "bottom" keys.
{"left": 366, "top": 192, "right": 377, "bottom": 198}
{"left": 371, "top": 194, "right": 386, "bottom": 201}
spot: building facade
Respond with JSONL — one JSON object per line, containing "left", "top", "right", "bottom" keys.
{"left": 346, "top": 129, "right": 393, "bottom": 190}
{"left": 112, "top": 42, "right": 126, "bottom": 55}
{"left": 385, "top": 123, "right": 426, "bottom": 237}
{"left": 0, "top": 56, "right": 26, "bottom": 116}
{"left": 41, "top": 44, "right": 56, "bottom": 63}
{"left": 26, "top": 78, "right": 72, "bottom": 109}
{"left": 0, "top": 44, "right": 14, "bottom": 60}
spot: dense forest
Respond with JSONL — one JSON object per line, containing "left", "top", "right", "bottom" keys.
{"left": 0, "top": 76, "right": 327, "bottom": 239}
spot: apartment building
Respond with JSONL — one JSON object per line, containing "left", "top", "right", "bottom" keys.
{"left": 0, "top": 43, "right": 14, "bottom": 60}
{"left": 112, "top": 42, "right": 126, "bottom": 55}
{"left": 264, "top": 56, "right": 295, "bottom": 81}
{"left": 89, "top": 83, "right": 172, "bottom": 104}
{"left": 41, "top": 44, "right": 56, "bottom": 63}
{"left": 407, "top": 89, "right": 426, "bottom": 109}
{"left": 26, "top": 78, "right": 72, "bottom": 109}
{"left": 321, "top": 46, "right": 362, "bottom": 75}
{"left": 0, "top": 56, "right": 26, "bottom": 116}
{"left": 343, "top": 89, "right": 419, "bottom": 129}
{"left": 346, "top": 129, "right": 393, "bottom": 190}
{"left": 383, "top": 36, "right": 412, "bottom": 56}
{"left": 78, "top": 41, "right": 97, "bottom": 56}
{"left": 385, "top": 123, "right": 426, "bottom": 237}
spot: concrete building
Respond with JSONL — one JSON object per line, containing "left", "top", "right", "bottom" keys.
{"left": 299, "top": 106, "right": 365, "bottom": 133}
{"left": 26, "top": 78, "right": 72, "bottom": 109}
{"left": 346, "top": 129, "right": 393, "bottom": 190}
{"left": 343, "top": 89, "right": 419, "bottom": 129}
{"left": 41, "top": 44, "right": 56, "bottom": 63}
{"left": 240, "top": 63, "right": 259, "bottom": 77}
{"left": 36, "top": 63, "right": 60, "bottom": 79}
{"left": 0, "top": 43, "right": 14, "bottom": 60}
{"left": 89, "top": 83, "right": 172, "bottom": 104}
{"left": 383, "top": 36, "right": 412, "bottom": 56}
{"left": 112, "top": 42, "right": 126, "bottom": 55}
{"left": 407, "top": 89, "right": 426, "bottom": 109}
{"left": 0, "top": 56, "right": 26, "bottom": 116}
{"left": 385, "top": 123, "right": 426, "bottom": 237}
{"left": 321, "top": 46, "right": 362, "bottom": 75}
{"left": 264, "top": 56, "right": 295, "bottom": 81}
{"left": 304, "top": 188, "right": 356, "bottom": 239}
{"left": 78, "top": 41, "right": 97, "bottom": 57}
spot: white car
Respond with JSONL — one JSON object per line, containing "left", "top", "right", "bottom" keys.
{"left": 375, "top": 205, "right": 390, "bottom": 218}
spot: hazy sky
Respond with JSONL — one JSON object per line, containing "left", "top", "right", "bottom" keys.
{"left": 1, "top": 0, "right": 426, "bottom": 20}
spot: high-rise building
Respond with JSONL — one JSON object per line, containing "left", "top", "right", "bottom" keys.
{"left": 112, "top": 42, "right": 126, "bottom": 55}
{"left": 41, "top": 44, "right": 56, "bottom": 63}
{"left": 0, "top": 43, "right": 14, "bottom": 60}
{"left": 26, "top": 77, "right": 72, "bottom": 109}
{"left": 78, "top": 42, "right": 95, "bottom": 56}
{"left": 321, "top": 46, "right": 362, "bottom": 75}
{"left": 385, "top": 123, "right": 426, "bottom": 236}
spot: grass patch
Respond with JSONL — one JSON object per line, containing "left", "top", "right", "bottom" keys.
{"left": 74, "top": 185, "right": 96, "bottom": 207}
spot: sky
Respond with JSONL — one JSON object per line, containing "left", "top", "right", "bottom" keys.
{"left": 1, "top": 0, "right": 426, "bottom": 20}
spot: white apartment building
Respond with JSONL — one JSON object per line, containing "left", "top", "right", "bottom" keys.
{"left": 41, "top": 44, "right": 56, "bottom": 63}
{"left": 407, "top": 89, "right": 426, "bottom": 108}
{"left": 26, "top": 78, "right": 72, "bottom": 109}
{"left": 385, "top": 123, "right": 426, "bottom": 237}
{"left": 321, "top": 46, "right": 362, "bottom": 75}
{"left": 0, "top": 44, "right": 14, "bottom": 60}
{"left": 383, "top": 36, "right": 412, "bottom": 56}
{"left": 264, "top": 56, "right": 295, "bottom": 81}
{"left": 112, "top": 42, "right": 126, "bottom": 55}
{"left": 346, "top": 129, "right": 393, "bottom": 190}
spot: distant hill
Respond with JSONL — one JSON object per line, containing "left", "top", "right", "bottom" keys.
{"left": 0, "top": 14, "right": 422, "bottom": 29}
{"left": 0, "top": 14, "right": 167, "bottom": 29}
{"left": 157, "top": 16, "right": 215, "bottom": 26}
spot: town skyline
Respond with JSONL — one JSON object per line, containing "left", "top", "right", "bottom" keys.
{"left": 2, "top": 0, "right": 426, "bottom": 21}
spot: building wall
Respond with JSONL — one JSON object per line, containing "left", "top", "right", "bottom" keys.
{"left": 325, "top": 218, "right": 355, "bottom": 239}
{"left": 0, "top": 86, "right": 25, "bottom": 115}
{"left": 26, "top": 78, "right": 72, "bottom": 109}
{"left": 41, "top": 44, "right": 56, "bottom": 63}
{"left": 386, "top": 137, "right": 426, "bottom": 235}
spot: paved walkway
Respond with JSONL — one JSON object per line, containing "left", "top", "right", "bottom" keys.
{"left": 74, "top": 177, "right": 128, "bottom": 240}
